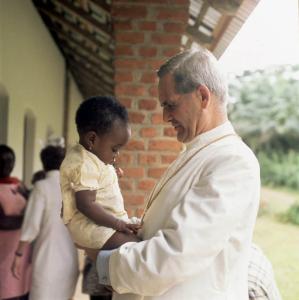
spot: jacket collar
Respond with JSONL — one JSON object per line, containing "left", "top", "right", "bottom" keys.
{"left": 185, "top": 121, "right": 236, "bottom": 151}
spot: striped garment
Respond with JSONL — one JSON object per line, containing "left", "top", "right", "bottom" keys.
{"left": 248, "top": 244, "right": 282, "bottom": 300}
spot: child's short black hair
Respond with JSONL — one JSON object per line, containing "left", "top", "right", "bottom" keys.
{"left": 0, "top": 144, "right": 15, "bottom": 178}
{"left": 75, "top": 96, "right": 128, "bottom": 136}
{"left": 40, "top": 146, "right": 65, "bottom": 171}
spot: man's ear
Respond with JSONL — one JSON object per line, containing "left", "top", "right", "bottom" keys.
{"left": 196, "top": 85, "right": 210, "bottom": 109}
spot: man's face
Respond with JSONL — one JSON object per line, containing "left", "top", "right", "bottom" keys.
{"left": 158, "top": 73, "right": 203, "bottom": 143}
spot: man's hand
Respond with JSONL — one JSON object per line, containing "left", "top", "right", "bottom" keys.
{"left": 126, "top": 223, "right": 141, "bottom": 234}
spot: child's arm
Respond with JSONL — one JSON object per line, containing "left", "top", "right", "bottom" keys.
{"left": 75, "top": 190, "right": 139, "bottom": 234}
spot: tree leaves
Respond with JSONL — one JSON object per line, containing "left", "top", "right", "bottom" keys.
{"left": 228, "top": 64, "right": 299, "bottom": 153}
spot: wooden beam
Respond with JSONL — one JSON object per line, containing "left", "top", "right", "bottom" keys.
{"left": 59, "top": 38, "right": 113, "bottom": 74}
{"left": 209, "top": 15, "right": 233, "bottom": 52}
{"left": 75, "top": 79, "right": 107, "bottom": 96}
{"left": 34, "top": 2, "right": 113, "bottom": 54}
{"left": 90, "top": 0, "right": 111, "bottom": 13}
{"left": 48, "top": 23, "right": 113, "bottom": 63}
{"left": 52, "top": 0, "right": 112, "bottom": 38}
{"left": 71, "top": 67, "right": 112, "bottom": 88}
{"left": 186, "top": 26, "right": 213, "bottom": 44}
{"left": 193, "top": 2, "right": 209, "bottom": 28}
{"left": 73, "top": 75, "right": 106, "bottom": 98}
{"left": 59, "top": 40, "right": 114, "bottom": 75}
{"left": 70, "top": 63, "right": 114, "bottom": 92}
{"left": 186, "top": 2, "right": 211, "bottom": 47}
{"left": 68, "top": 59, "right": 114, "bottom": 93}
{"left": 209, "top": 0, "right": 242, "bottom": 15}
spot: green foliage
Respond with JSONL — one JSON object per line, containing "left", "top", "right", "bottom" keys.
{"left": 283, "top": 203, "right": 299, "bottom": 226}
{"left": 229, "top": 65, "right": 299, "bottom": 153}
{"left": 228, "top": 64, "right": 299, "bottom": 190}
{"left": 258, "top": 151, "right": 299, "bottom": 189}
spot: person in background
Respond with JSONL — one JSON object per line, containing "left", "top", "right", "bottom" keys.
{"left": 93, "top": 48, "right": 261, "bottom": 300}
{"left": 82, "top": 256, "right": 112, "bottom": 300}
{"left": 12, "top": 145, "right": 79, "bottom": 300}
{"left": 30, "top": 170, "right": 45, "bottom": 185}
{"left": 248, "top": 244, "right": 282, "bottom": 300}
{"left": 0, "top": 144, "right": 31, "bottom": 300}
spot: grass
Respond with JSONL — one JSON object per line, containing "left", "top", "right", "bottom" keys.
{"left": 253, "top": 187, "right": 299, "bottom": 300}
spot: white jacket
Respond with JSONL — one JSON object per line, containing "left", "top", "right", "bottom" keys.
{"left": 110, "top": 122, "right": 260, "bottom": 300}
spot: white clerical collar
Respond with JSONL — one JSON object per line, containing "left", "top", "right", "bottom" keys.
{"left": 185, "top": 121, "right": 235, "bottom": 151}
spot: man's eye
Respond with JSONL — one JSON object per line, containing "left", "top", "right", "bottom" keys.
{"left": 112, "top": 148, "right": 118, "bottom": 153}
{"left": 164, "top": 103, "right": 176, "bottom": 111}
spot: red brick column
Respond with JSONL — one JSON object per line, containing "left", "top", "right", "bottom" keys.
{"left": 112, "top": 0, "right": 189, "bottom": 217}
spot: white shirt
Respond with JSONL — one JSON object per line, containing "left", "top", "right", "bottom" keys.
{"left": 98, "top": 122, "right": 260, "bottom": 300}
{"left": 20, "top": 170, "right": 79, "bottom": 300}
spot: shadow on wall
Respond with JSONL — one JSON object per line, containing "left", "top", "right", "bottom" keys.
{"left": 23, "top": 110, "right": 36, "bottom": 187}
{"left": 0, "top": 83, "right": 8, "bottom": 144}
{"left": 0, "top": 83, "right": 36, "bottom": 187}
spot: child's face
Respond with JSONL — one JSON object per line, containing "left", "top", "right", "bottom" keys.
{"left": 92, "top": 120, "right": 131, "bottom": 165}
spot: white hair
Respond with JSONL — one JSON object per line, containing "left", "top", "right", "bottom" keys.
{"left": 157, "top": 48, "right": 228, "bottom": 104}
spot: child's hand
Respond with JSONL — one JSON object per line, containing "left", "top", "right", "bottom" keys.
{"left": 115, "top": 220, "right": 141, "bottom": 235}
{"left": 115, "top": 166, "right": 124, "bottom": 178}
{"left": 126, "top": 223, "right": 141, "bottom": 234}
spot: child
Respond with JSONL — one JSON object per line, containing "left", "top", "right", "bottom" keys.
{"left": 60, "top": 96, "right": 140, "bottom": 250}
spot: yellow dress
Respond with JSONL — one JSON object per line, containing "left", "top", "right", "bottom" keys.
{"left": 60, "top": 144, "right": 128, "bottom": 249}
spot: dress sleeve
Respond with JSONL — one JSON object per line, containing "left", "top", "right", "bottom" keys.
{"left": 108, "top": 153, "right": 260, "bottom": 296}
{"left": 71, "top": 158, "right": 101, "bottom": 192}
{"left": 20, "top": 184, "right": 46, "bottom": 242}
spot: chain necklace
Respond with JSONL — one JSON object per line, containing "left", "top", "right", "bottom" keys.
{"left": 141, "top": 133, "right": 238, "bottom": 224}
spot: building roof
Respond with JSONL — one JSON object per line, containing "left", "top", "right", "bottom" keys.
{"left": 33, "top": 0, "right": 260, "bottom": 98}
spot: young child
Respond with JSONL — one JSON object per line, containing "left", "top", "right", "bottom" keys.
{"left": 60, "top": 96, "right": 140, "bottom": 250}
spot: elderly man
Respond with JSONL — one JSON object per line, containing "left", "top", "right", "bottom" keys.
{"left": 95, "top": 48, "right": 261, "bottom": 300}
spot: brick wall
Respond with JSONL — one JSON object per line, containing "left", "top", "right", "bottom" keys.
{"left": 112, "top": 0, "right": 189, "bottom": 217}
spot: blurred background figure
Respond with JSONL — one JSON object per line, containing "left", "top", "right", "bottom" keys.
{"left": 248, "top": 244, "right": 282, "bottom": 300}
{"left": 12, "top": 145, "right": 79, "bottom": 300}
{"left": 0, "top": 144, "right": 31, "bottom": 300}
{"left": 30, "top": 170, "right": 45, "bottom": 186}
{"left": 82, "top": 256, "right": 112, "bottom": 300}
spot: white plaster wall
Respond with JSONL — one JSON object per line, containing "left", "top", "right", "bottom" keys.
{"left": 67, "top": 74, "right": 83, "bottom": 148}
{"left": 0, "top": 0, "right": 82, "bottom": 179}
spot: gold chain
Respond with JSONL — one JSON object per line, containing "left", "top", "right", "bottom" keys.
{"left": 141, "top": 133, "right": 238, "bottom": 224}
